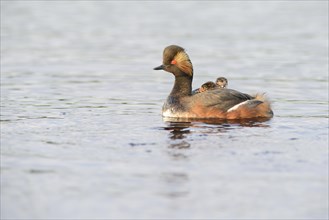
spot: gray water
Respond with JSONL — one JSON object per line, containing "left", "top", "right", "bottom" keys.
{"left": 1, "top": 1, "right": 328, "bottom": 219}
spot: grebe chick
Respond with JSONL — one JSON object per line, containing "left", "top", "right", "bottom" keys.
{"left": 216, "top": 77, "right": 228, "bottom": 88}
{"left": 192, "top": 81, "right": 217, "bottom": 94}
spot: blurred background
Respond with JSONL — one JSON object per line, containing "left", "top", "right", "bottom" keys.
{"left": 1, "top": 1, "right": 328, "bottom": 219}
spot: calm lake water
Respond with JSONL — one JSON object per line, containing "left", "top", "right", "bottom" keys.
{"left": 1, "top": 1, "right": 328, "bottom": 219}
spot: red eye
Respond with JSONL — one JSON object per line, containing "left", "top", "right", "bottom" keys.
{"left": 171, "top": 60, "right": 177, "bottom": 65}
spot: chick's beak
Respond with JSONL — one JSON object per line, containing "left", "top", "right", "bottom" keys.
{"left": 153, "top": 65, "right": 164, "bottom": 70}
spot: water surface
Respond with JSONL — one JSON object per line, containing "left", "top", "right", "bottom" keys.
{"left": 1, "top": 1, "right": 328, "bottom": 219}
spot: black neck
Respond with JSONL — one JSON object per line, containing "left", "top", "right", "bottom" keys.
{"left": 170, "top": 75, "right": 193, "bottom": 97}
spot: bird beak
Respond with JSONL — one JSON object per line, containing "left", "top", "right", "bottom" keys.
{"left": 153, "top": 65, "right": 164, "bottom": 70}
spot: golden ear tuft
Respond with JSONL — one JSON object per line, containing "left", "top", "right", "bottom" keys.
{"left": 174, "top": 51, "right": 190, "bottom": 64}
{"left": 173, "top": 51, "right": 193, "bottom": 76}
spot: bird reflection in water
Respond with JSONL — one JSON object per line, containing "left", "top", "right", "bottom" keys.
{"left": 162, "top": 117, "right": 271, "bottom": 149}
{"left": 164, "top": 121, "right": 192, "bottom": 149}
{"left": 160, "top": 117, "right": 271, "bottom": 200}
{"left": 159, "top": 172, "right": 189, "bottom": 198}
